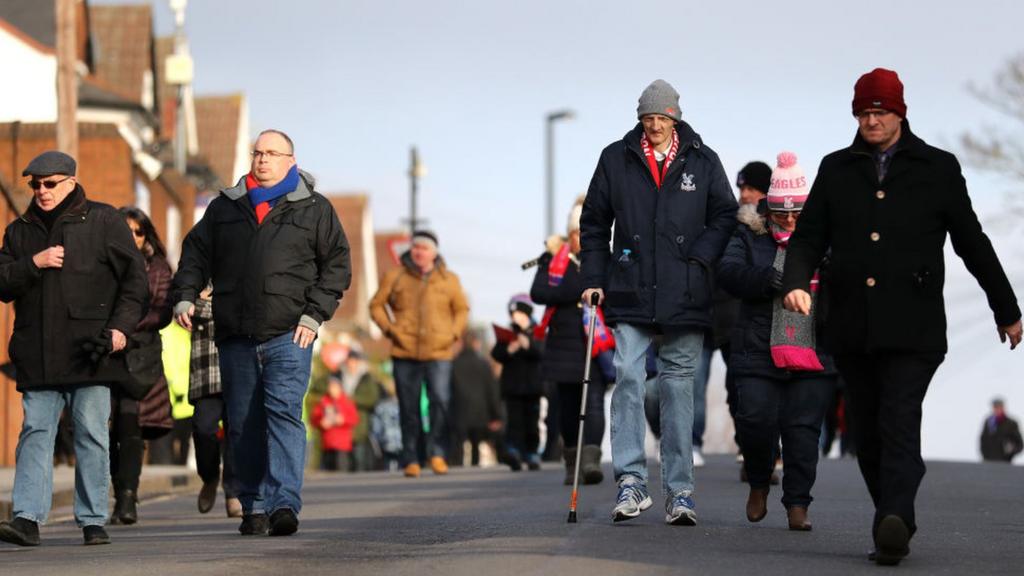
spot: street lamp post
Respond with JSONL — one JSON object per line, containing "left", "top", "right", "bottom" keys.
{"left": 545, "top": 110, "right": 575, "bottom": 238}
{"left": 408, "top": 146, "right": 427, "bottom": 236}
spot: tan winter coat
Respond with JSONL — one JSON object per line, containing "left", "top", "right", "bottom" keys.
{"left": 370, "top": 254, "right": 469, "bottom": 361}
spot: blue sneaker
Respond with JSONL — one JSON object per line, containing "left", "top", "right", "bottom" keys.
{"left": 665, "top": 493, "right": 698, "bottom": 526}
{"left": 612, "top": 481, "right": 652, "bottom": 522}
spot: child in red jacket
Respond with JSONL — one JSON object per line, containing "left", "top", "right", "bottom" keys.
{"left": 312, "top": 377, "right": 360, "bottom": 471}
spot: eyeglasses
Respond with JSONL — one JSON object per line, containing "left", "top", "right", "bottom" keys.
{"left": 28, "top": 176, "right": 71, "bottom": 190}
{"left": 769, "top": 211, "right": 801, "bottom": 222}
{"left": 251, "top": 150, "right": 293, "bottom": 160}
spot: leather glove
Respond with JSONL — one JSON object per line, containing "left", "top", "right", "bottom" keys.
{"left": 81, "top": 331, "right": 113, "bottom": 366}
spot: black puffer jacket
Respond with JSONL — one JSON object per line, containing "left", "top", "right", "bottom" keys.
{"left": 782, "top": 121, "right": 1020, "bottom": 353}
{"left": 717, "top": 206, "right": 835, "bottom": 379}
{"left": 0, "top": 186, "right": 148, "bottom": 389}
{"left": 491, "top": 327, "right": 545, "bottom": 397}
{"left": 173, "top": 172, "right": 351, "bottom": 342}
{"left": 580, "top": 122, "right": 738, "bottom": 329}
{"left": 530, "top": 251, "right": 600, "bottom": 384}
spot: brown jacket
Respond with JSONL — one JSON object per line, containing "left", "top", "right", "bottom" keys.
{"left": 370, "top": 253, "right": 469, "bottom": 361}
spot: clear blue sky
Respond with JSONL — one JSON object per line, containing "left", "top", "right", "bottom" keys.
{"left": 96, "top": 0, "right": 1024, "bottom": 461}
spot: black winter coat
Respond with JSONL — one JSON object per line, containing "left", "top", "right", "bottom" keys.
{"left": 717, "top": 210, "right": 836, "bottom": 379}
{"left": 580, "top": 122, "right": 738, "bottom": 329}
{"left": 530, "top": 251, "right": 601, "bottom": 385}
{"left": 491, "top": 328, "right": 544, "bottom": 397}
{"left": 451, "top": 347, "right": 502, "bottom": 433}
{"left": 0, "top": 186, "right": 148, "bottom": 390}
{"left": 782, "top": 122, "right": 1020, "bottom": 353}
{"left": 173, "top": 172, "right": 351, "bottom": 342}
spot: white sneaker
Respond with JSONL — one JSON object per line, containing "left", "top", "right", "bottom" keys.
{"left": 612, "top": 481, "right": 652, "bottom": 522}
{"left": 692, "top": 449, "right": 705, "bottom": 468}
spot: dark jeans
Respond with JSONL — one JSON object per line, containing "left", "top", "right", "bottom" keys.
{"left": 321, "top": 450, "right": 351, "bottom": 472}
{"left": 392, "top": 358, "right": 452, "bottom": 466}
{"left": 836, "top": 351, "right": 944, "bottom": 536}
{"left": 735, "top": 374, "right": 833, "bottom": 508}
{"left": 219, "top": 332, "right": 314, "bottom": 515}
{"left": 192, "top": 395, "right": 236, "bottom": 498}
{"left": 110, "top": 397, "right": 143, "bottom": 493}
{"left": 504, "top": 395, "right": 541, "bottom": 457}
{"left": 557, "top": 374, "right": 605, "bottom": 448}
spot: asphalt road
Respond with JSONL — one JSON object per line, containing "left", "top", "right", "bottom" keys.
{"left": 1, "top": 456, "right": 1021, "bottom": 575}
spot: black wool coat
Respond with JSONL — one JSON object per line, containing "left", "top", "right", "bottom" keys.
{"left": 173, "top": 172, "right": 352, "bottom": 342}
{"left": 491, "top": 327, "right": 545, "bottom": 398}
{"left": 580, "top": 121, "right": 738, "bottom": 329}
{"left": 451, "top": 347, "right": 502, "bottom": 433}
{"left": 0, "top": 186, "right": 148, "bottom": 389}
{"left": 530, "top": 252, "right": 600, "bottom": 385}
{"left": 782, "top": 121, "right": 1020, "bottom": 353}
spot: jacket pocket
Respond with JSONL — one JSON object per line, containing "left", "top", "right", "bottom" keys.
{"left": 68, "top": 304, "right": 111, "bottom": 320}
{"left": 606, "top": 257, "right": 641, "bottom": 308}
{"left": 685, "top": 261, "right": 712, "bottom": 308}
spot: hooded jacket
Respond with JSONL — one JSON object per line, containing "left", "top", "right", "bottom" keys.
{"left": 781, "top": 121, "right": 1020, "bottom": 353}
{"left": 0, "top": 185, "right": 148, "bottom": 390}
{"left": 369, "top": 251, "right": 470, "bottom": 361}
{"left": 580, "top": 122, "right": 738, "bottom": 329}
{"left": 173, "top": 171, "right": 351, "bottom": 343}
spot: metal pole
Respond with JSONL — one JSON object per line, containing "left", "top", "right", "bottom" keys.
{"left": 545, "top": 119, "right": 554, "bottom": 238}
{"left": 173, "top": 4, "right": 187, "bottom": 174}
{"left": 409, "top": 146, "right": 419, "bottom": 236}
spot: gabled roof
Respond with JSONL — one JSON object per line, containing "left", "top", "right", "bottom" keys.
{"left": 194, "top": 94, "right": 245, "bottom": 186}
{"left": 87, "top": 4, "right": 153, "bottom": 106}
{"left": 0, "top": 0, "right": 56, "bottom": 48}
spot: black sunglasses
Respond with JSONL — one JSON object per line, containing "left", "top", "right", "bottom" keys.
{"left": 29, "top": 176, "right": 71, "bottom": 190}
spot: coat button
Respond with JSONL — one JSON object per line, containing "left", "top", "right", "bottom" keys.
{"left": 675, "top": 235, "right": 685, "bottom": 244}
{"left": 870, "top": 232, "right": 880, "bottom": 242}
{"left": 866, "top": 277, "right": 877, "bottom": 287}
{"left": 876, "top": 190, "right": 886, "bottom": 199}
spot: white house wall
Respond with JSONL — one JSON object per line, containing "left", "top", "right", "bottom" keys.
{"left": 0, "top": 26, "right": 57, "bottom": 123}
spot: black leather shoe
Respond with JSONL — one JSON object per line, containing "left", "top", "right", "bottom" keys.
{"left": 269, "top": 508, "right": 299, "bottom": 537}
{"left": 874, "top": 515, "right": 911, "bottom": 566}
{"left": 197, "top": 481, "right": 218, "bottom": 514}
{"left": 83, "top": 525, "right": 111, "bottom": 546}
{"left": 238, "top": 513, "right": 269, "bottom": 536}
{"left": 0, "top": 517, "right": 41, "bottom": 546}
{"left": 113, "top": 490, "right": 138, "bottom": 525}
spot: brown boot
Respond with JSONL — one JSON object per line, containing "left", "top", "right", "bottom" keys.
{"left": 746, "top": 487, "right": 768, "bottom": 522}
{"left": 787, "top": 506, "right": 812, "bottom": 531}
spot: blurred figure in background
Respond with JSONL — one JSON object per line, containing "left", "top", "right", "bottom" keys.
{"left": 451, "top": 330, "right": 503, "bottom": 467}
{"left": 312, "top": 377, "right": 359, "bottom": 471}
{"left": 491, "top": 295, "right": 545, "bottom": 471}
{"left": 980, "top": 397, "right": 1023, "bottom": 462}
{"left": 341, "top": 346, "right": 382, "bottom": 472}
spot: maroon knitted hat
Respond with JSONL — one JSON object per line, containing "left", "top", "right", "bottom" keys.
{"left": 852, "top": 68, "right": 906, "bottom": 118}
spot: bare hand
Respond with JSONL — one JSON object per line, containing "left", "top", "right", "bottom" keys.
{"left": 998, "top": 320, "right": 1022, "bottom": 350}
{"left": 294, "top": 325, "right": 317, "bottom": 349}
{"left": 175, "top": 304, "right": 195, "bottom": 331}
{"left": 507, "top": 340, "right": 521, "bottom": 354}
{"left": 516, "top": 333, "right": 531, "bottom": 350}
{"left": 581, "top": 288, "right": 604, "bottom": 306}
{"left": 33, "top": 246, "right": 64, "bottom": 269}
{"left": 783, "top": 289, "right": 812, "bottom": 315}
{"left": 487, "top": 420, "right": 502, "bottom": 433}
{"left": 110, "top": 329, "right": 127, "bottom": 353}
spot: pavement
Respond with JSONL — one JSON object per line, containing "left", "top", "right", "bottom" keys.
{"left": 0, "top": 456, "right": 1021, "bottom": 575}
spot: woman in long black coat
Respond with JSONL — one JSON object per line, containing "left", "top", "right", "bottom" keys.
{"left": 109, "top": 207, "right": 173, "bottom": 525}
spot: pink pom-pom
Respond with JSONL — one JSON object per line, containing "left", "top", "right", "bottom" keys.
{"left": 777, "top": 151, "right": 798, "bottom": 169}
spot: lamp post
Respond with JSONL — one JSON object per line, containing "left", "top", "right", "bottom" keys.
{"left": 166, "top": 0, "right": 193, "bottom": 174}
{"left": 545, "top": 109, "right": 574, "bottom": 238}
{"left": 408, "top": 146, "right": 427, "bottom": 236}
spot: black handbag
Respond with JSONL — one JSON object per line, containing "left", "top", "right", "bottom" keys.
{"left": 121, "top": 331, "right": 165, "bottom": 401}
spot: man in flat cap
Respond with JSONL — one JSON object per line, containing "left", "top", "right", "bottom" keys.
{"left": 0, "top": 151, "right": 148, "bottom": 547}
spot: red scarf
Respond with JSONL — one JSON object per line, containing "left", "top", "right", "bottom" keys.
{"left": 245, "top": 173, "right": 271, "bottom": 224}
{"left": 640, "top": 129, "right": 680, "bottom": 189}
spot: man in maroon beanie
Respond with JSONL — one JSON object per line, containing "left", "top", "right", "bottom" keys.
{"left": 781, "top": 68, "right": 1022, "bottom": 566}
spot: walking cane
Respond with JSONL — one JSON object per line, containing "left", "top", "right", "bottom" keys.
{"left": 567, "top": 292, "right": 601, "bottom": 523}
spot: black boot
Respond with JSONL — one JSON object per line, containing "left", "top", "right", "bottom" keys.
{"left": 562, "top": 447, "right": 578, "bottom": 485}
{"left": 114, "top": 489, "right": 138, "bottom": 525}
{"left": 0, "top": 517, "right": 40, "bottom": 546}
{"left": 580, "top": 445, "right": 604, "bottom": 485}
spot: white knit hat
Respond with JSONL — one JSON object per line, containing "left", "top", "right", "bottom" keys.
{"left": 767, "top": 152, "right": 809, "bottom": 212}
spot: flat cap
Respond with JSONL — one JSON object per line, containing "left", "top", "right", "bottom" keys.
{"left": 22, "top": 150, "right": 77, "bottom": 177}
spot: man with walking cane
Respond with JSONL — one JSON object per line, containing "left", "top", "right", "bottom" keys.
{"left": 580, "top": 79, "right": 737, "bottom": 525}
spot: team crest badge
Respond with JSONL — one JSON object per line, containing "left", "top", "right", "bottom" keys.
{"left": 680, "top": 173, "right": 696, "bottom": 192}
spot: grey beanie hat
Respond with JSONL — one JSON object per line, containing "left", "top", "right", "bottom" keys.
{"left": 637, "top": 79, "right": 681, "bottom": 122}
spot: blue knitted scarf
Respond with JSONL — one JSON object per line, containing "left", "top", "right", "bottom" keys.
{"left": 247, "top": 165, "right": 300, "bottom": 209}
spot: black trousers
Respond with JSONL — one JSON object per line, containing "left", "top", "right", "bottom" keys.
{"left": 558, "top": 377, "right": 605, "bottom": 448}
{"left": 450, "top": 426, "right": 498, "bottom": 467}
{"left": 836, "top": 351, "right": 944, "bottom": 536}
{"left": 735, "top": 374, "right": 833, "bottom": 508}
{"left": 192, "top": 395, "right": 237, "bottom": 498}
{"left": 110, "top": 402, "right": 144, "bottom": 493}
{"left": 504, "top": 395, "right": 541, "bottom": 457}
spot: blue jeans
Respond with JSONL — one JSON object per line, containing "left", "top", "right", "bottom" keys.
{"left": 612, "top": 324, "right": 703, "bottom": 498}
{"left": 645, "top": 338, "right": 712, "bottom": 448}
{"left": 219, "top": 332, "right": 313, "bottom": 516}
{"left": 392, "top": 358, "right": 452, "bottom": 466}
{"left": 13, "top": 385, "right": 111, "bottom": 527}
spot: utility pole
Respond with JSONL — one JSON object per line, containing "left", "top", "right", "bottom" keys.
{"left": 545, "top": 110, "right": 574, "bottom": 237}
{"left": 408, "top": 147, "right": 426, "bottom": 236}
{"left": 167, "top": 0, "right": 193, "bottom": 174}
{"left": 55, "top": 0, "right": 78, "bottom": 158}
